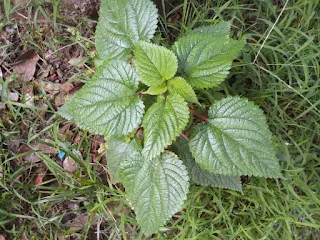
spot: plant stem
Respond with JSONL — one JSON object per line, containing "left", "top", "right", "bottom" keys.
{"left": 180, "top": 132, "right": 189, "bottom": 141}
{"left": 189, "top": 108, "right": 208, "bottom": 121}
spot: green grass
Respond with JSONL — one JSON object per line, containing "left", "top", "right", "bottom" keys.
{"left": 1, "top": 0, "right": 320, "bottom": 239}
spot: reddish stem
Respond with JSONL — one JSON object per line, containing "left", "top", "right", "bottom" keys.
{"left": 180, "top": 132, "right": 189, "bottom": 142}
{"left": 189, "top": 108, "right": 208, "bottom": 121}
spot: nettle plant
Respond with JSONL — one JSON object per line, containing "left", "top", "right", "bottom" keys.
{"left": 59, "top": 0, "right": 281, "bottom": 235}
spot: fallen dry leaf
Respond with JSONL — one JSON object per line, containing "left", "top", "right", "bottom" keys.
{"left": 20, "top": 122, "right": 28, "bottom": 136}
{"left": 48, "top": 73, "right": 58, "bottom": 82}
{"left": 22, "top": 152, "right": 40, "bottom": 163}
{"left": 58, "top": 124, "right": 75, "bottom": 141}
{"left": 54, "top": 83, "right": 80, "bottom": 108}
{"left": 39, "top": 102, "right": 49, "bottom": 116}
{"left": 59, "top": 129, "right": 74, "bottom": 142}
{"left": 60, "top": 82, "right": 74, "bottom": 93}
{"left": 34, "top": 173, "right": 45, "bottom": 185}
{"left": 54, "top": 91, "right": 72, "bottom": 107}
{"left": 34, "top": 163, "right": 46, "bottom": 185}
{"left": 73, "top": 133, "right": 82, "bottom": 145}
{"left": 19, "top": 144, "right": 40, "bottom": 163}
{"left": 66, "top": 201, "right": 80, "bottom": 210}
{"left": 19, "top": 141, "right": 57, "bottom": 162}
{"left": 9, "top": 137, "right": 20, "bottom": 154}
{"left": 63, "top": 156, "right": 77, "bottom": 172}
{"left": 68, "top": 57, "right": 85, "bottom": 68}
{"left": 90, "top": 135, "right": 105, "bottom": 153}
{"left": 35, "top": 142, "right": 58, "bottom": 154}
{"left": 0, "top": 85, "right": 19, "bottom": 102}
{"left": 65, "top": 213, "right": 98, "bottom": 231}
{"left": 56, "top": 69, "right": 63, "bottom": 79}
{"left": 37, "top": 63, "right": 52, "bottom": 78}
{"left": 91, "top": 153, "right": 100, "bottom": 163}
{"left": 11, "top": 0, "right": 29, "bottom": 7}
{"left": 23, "top": 85, "right": 34, "bottom": 107}
{"left": 59, "top": 123, "right": 72, "bottom": 133}
{"left": 9, "top": 92, "right": 19, "bottom": 102}
{"left": 38, "top": 80, "right": 61, "bottom": 95}
{"left": 13, "top": 53, "right": 40, "bottom": 82}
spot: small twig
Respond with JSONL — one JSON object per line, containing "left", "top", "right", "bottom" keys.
{"left": 189, "top": 108, "right": 208, "bottom": 121}
{"left": 16, "top": 12, "right": 28, "bottom": 20}
{"left": 180, "top": 132, "right": 189, "bottom": 142}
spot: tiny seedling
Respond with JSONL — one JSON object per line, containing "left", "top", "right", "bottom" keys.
{"left": 59, "top": 0, "right": 281, "bottom": 235}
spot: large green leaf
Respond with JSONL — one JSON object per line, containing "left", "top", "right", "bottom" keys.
{"left": 120, "top": 151, "right": 189, "bottom": 235}
{"left": 96, "top": 0, "right": 158, "bottom": 60}
{"left": 172, "top": 137, "right": 242, "bottom": 192}
{"left": 58, "top": 61, "right": 144, "bottom": 137}
{"left": 142, "top": 94, "right": 189, "bottom": 159}
{"left": 167, "top": 77, "right": 199, "bottom": 104}
{"left": 189, "top": 96, "right": 281, "bottom": 178}
{"left": 172, "top": 34, "right": 244, "bottom": 89}
{"left": 144, "top": 84, "right": 167, "bottom": 95}
{"left": 187, "top": 21, "right": 231, "bottom": 38}
{"left": 135, "top": 41, "right": 178, "bottom": 86}
{"left": 106, "top": 139, "right": 141, "bottom": 183}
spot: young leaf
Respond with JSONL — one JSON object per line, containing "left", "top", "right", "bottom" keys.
{"left": 167, "top": 77, "right": 199, "bottom": 104}
{"left": 143, "top": 84, "right": 167, "bottom": 95}
{"left": 189, "top": 96, "right": 281, "bottom": 178}
{"left": 172, "top": 137, "right": 242, "bottom": 192}
{"left": 187, "top": 21, "right": 231, "bottom": 38}
{"left": 120, "top": 151, "right": 189, "bottom": 235}
{"left": 172, "top": 34, "right": 244, "bottom": 89}
{"left": 135, "top": 41, "right": 178, "bottom": 86}
{"left": 106, "top": 139, "right": 141, "bottom": 184}
{"left": 58, "top": 61, "right": 144, "bottom": 137}
{"left": 142, "top": 94, "right": 189, "bottom": 159}
{"left": 96, "top": 0, "right": 158, "bottom": 60}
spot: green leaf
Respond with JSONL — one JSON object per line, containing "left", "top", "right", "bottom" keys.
{"left": 189, "top": 96, "right": 281, "bottom": 178}
{"left": 106, "top": 139, "right": 141, "bottom": 184}
{"left": 187, "top": 21, "right": 231, "bottom": 38}
{"left": 142, "top": 94, "right": 189, "bottom": 159}
{"left": 143, "top": 84, "right": 167, "bottom": 95}
{"left": 167, "top": 77, "right": 199, "bottom": 104}
{"left": 120, "top": 151, "right": 189, "bottom": 235}
{"left": 172, "top": 34, "right": 244, "bottom": 89}
{"left": 58, "top": 61, "right": 144, "bottom": 137}
{"left": 96, "top": 0, "right": 158, "bottom": 60}
{"left": 172, "top": 137, "right": 242, "bottom": 192}
{"left": 135, "top": 41, "right": 178, "bottom": 87}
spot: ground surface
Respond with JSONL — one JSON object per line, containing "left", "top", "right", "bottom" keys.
{"left": 0, "top": 0, "right": 319, "bottom": 239}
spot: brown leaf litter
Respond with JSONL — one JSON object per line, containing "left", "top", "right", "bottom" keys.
{"left": 12, "top": 51, "right": 40, "bottom": 82}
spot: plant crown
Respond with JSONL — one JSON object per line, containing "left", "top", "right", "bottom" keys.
{"left": 59, "top": 0, "right": 281, "bottom": 235}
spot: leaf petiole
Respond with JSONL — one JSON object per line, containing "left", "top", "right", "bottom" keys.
{"left": 189, "top": 108, "right": 208, "bottom": 121}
